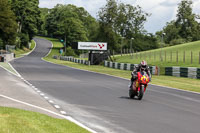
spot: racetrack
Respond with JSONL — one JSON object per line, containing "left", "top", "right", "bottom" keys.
{"left": 10, "top": 38, "right": 200, "bottom": 133}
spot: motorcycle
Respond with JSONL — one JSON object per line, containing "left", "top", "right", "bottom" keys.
{"left": 129, "top": 71, "right": 150, "bottom": 100}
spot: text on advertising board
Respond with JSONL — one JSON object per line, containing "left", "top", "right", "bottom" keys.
{"left": 78, "top": 42, "right": 107, "bottom": 50}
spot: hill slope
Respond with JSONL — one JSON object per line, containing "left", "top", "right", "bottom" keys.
{"left": 114, "top": 41, "right": 200, "bottom": 67}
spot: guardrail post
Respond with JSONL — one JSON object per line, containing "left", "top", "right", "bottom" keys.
{"left": 199, "top": 51, "right": 200, "bottom": 64}
{"left": 170, "top": 51, "right": 172, "bottom": 62}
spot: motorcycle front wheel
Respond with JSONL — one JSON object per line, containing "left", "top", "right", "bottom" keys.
{"left": 138, "top": 85, "right": 144, "bottom": 100}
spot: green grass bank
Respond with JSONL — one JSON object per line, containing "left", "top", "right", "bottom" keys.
{"left": 0, "top": 40, "right": 36, "bottom": 75}
{"left": 14, "top": 40, "right": 36, "bottom": 58}
{"left": 0, "top": 107, "right": 89, "bottom": 133}
{"left": 113, "top": 41, "right": 200, "bottom": 68}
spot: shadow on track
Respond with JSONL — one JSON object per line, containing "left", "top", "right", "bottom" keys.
{"left": 119, "top": 96, "right": 138, "bottom": 100}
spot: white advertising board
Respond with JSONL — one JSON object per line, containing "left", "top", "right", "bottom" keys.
{"left": 78, "top": 42, "right": 107, "bottom": 50}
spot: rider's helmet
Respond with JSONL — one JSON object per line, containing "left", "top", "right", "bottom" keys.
{"left": 140, "top": 60, "right": 147, "bottom": 71}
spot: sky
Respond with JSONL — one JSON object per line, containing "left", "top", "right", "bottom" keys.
{"left": 39, "top": 0, "right": 200, "bottom": 34}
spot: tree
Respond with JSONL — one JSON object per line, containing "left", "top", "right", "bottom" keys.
{"left": 97, "top": 0, "right": 119, "bottom": 50}
{"left": 157, "top": 0, "right": 200, "bottom": 45}
{"left": 0, "top": 0, "right": 17, "bottom": 47}
{"left": 60, "top": 17, "right": 88, "bottom": 44}
{"left": 11, "top": 0, "right": 41, "bottom": 47}
{"left": 39, "top": 8, "right": 49, "bottom": 36}
{"left": 97, "top": 0, "right": 150, "bottom": 51}
{"left": 116, "top": 4, "right": 149, "bottom": 38}
{"left": 45, "top": 4, "right": 97, "bottom": 42}
{"left": 162, "top": 21, "right": 180, "bottom": 44}
{"left": 176, "top": 0, "right": 200, "bottom": 41}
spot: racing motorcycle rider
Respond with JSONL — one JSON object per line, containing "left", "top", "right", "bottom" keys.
{"left": 129, "top": 60, "right": 151, "bottom": 89}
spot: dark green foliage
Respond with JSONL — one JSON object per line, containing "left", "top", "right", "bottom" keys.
{"left": 170, "top": 38, "right": 187, "bottom": 45}
{"left": 61, "top": 18, "right": 88, "bottom": 44}
{"left": 11, "top": 0, "right": 41, "bottom": 47}
{"left": 44, "top": 4, "right": 100, "bottom": 56}
{"left": 97, "top": 0, "right": 156, "bottom": 51}
{"left": 39, "top": 8, "right": 49, "bottom": 36}
{"left": 19, "top": 33, "right": 29, "bottom": 48}
{"left": 65, "top": 46, "right": 76, "bottom": 56}
{"left": 176, "top": 0, "right": 200, "bottom": 41}
{"left": 0, "top": 38, "right": 3, "bottom": 48}
{"left": 45, "top": 4, "right": 98, "bottom": 43}
{"left": 0, "top": 0, "right": 17, "bottom": 47}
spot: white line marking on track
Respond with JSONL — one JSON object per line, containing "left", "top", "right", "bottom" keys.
{"left": 60, "top": 111, "right": 67, "bottom": 115}
{"left": 0, "top": 94, "right": 97, "bottom": 133}
{"left": 44, "top": 97, "right": 49, "bottom": 99}
{"left": 0, "top": 64, "right": 19, "bottom": 77}
{"left": 54, "top": 105, "right": 60, "bottom": 109}
{"left": 40, "top": 93, "right": 45, "bottom": 96}
{"left": 8, "top": 63, "right": 22, "bottom": 77}
{"left": 49, "top": 100, "right": 54, "bottom": 103}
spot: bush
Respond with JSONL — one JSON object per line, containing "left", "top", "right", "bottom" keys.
{"left": 19, "top": 33, "right": 29, "bottom": 48}
{"left": 0, "top": 38, "right": 4, "bottom": 48}
{"left": 170, "top": 38, "right": 187, "bottom": 45}
{"left": 65, "top": 46, "right": 76, "bottom": 56}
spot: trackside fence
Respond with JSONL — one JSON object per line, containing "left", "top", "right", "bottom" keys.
{"left": 52, "top": 56, "right": 200, "bottom": 79}
{"left": 165, "top": 67, "right": 200, "bottom": 79}
{"left": 53, "top": 55, "right": 89, "bottom": 65}
{"left": 104, "top": 61, "right": 158, "bottom": 75}
{"left": 105, "top": 61, "right": 200, "bottom": 79}
{"left": 108, "top": 49, "right": 200, "bottom": 65}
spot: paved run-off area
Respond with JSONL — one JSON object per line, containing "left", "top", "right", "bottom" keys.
{"left": 9, "top": 37, "right": 200, "bottom": 133}
{"left": 0, "top": 67, "right": 62, "bottom": 118}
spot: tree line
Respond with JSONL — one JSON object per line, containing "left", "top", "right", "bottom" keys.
{"left": 41, "top": 0, "right": 158, "bottom": 54}
{"left": 0, "top": 0, "right": 200, "bottom": 55}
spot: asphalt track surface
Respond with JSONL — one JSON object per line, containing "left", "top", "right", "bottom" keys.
{"left": 11, "top": 38, "right": 200, "bottom": 133}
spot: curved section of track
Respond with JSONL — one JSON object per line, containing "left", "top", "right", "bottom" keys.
{"left": 10, "top": 38, "right": 200, "bottom": 133}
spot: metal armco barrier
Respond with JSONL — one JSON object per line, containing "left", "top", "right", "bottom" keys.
{"left": 54, "top": 55, "right": 89, "bottom": 65}
{"left": 165, "top": 66, "right": 199, "bottom": 79}
{"left": 104, "top": 61, "right": 157, "bottom": 75}
{"left": 197, "top": 68, "right": 200, "bottom": 79}
{"left": 165, "top": 67, "right": 173, "bottom": 76}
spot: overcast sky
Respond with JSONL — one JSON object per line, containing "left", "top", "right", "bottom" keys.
{"left": 39, "top": 0, "right": 200, "bottom": 34}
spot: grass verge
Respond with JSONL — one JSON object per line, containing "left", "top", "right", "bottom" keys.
{"left": 0, "top": 107, "right": 89, "bottom": 133}
{"left": 0, "top": 40, "right": 36, "bottom": 76}
{"left": 14, "top": 40, "right": 36, "bottom": 58}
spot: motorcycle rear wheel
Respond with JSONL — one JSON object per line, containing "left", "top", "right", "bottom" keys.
{"left": 129, "top": 89, "right": 135, "bottom": 99}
